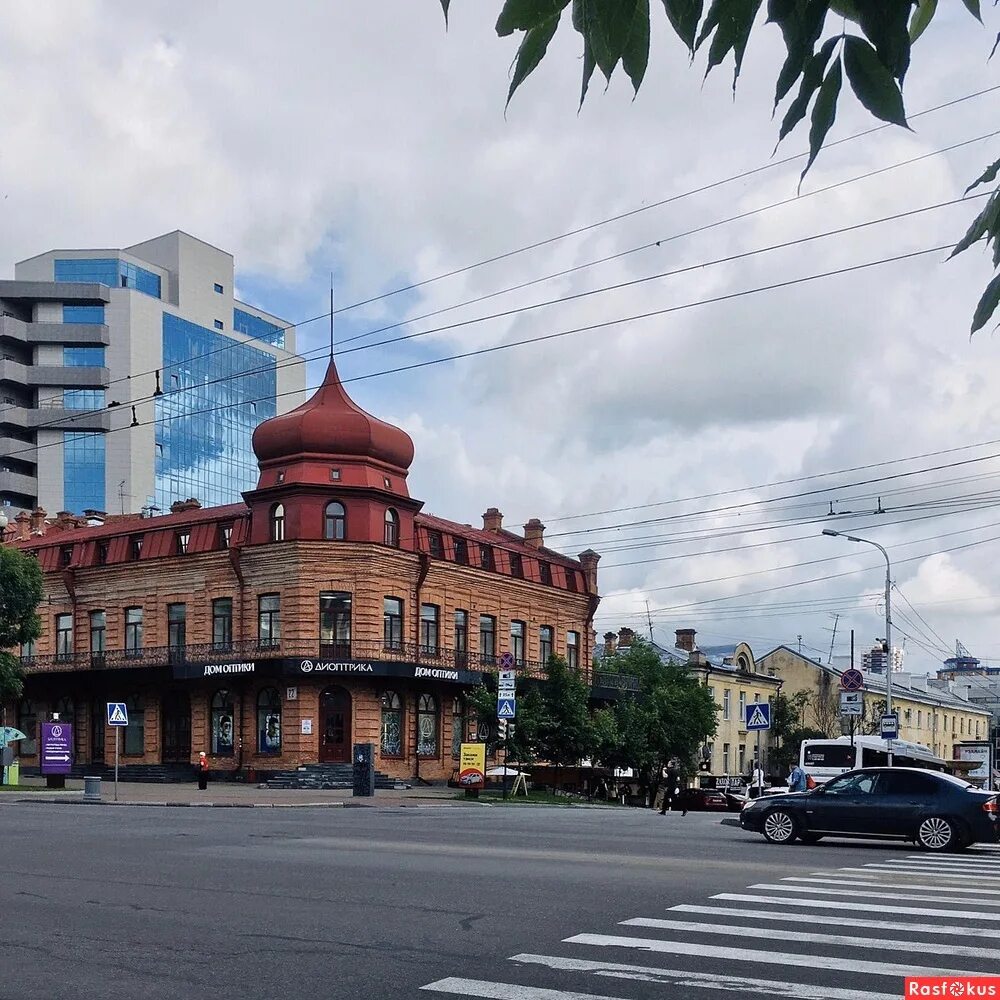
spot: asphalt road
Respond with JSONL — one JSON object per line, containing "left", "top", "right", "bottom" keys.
{"left": 0, "top": 802, "right": 997, "bottom": 1000}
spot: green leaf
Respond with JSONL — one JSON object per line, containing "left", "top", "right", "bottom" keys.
{"left": 660, "top": 0, "right": 704, "bottom": 54}
{"left": 800, "top": 54, "right": 842, "bottom": 184}
{"left": 829, "top": 0, "right": 860, "bottom": 21}
{"left": 966, "top": 158, "right": 1000, "bottom": 195}
{"left": 909, "top": 0, "right": 937, "bottom": 42}
{"left": 949, "top": 190, "right": 1000, "bottom": 258}
{"left": 770, "top": 0, "right": 828, "bottom": 109}
{"left": 622, "top": 0, "right": 651, "bottom": 93}
{"left": 505, "top": 13, "right": 563, "bottom": 107}
{"left": 991, "top": 30, "right": 1000, "bottom": 61}
{"left": 843, "top": 35, "right": 907, "bottom": 126}
{"left": 497, "top": 0, "right": 570, "bottom": 36}
{"left": 701, "top": 0, "right": 763, "bottom": 90}
{"left": 579, "top": 37, "right": 598, "bottom": 105}
{"left": 854, "top": 1, "right": 911, "bottom": 82}
{"left": 695, "top": 0, "right": 722, "bottom": 49}
{"left": 777, "top": 35, "right": 838, "bottom": 144}
{"left": 439, "top": 0, "right": 450, "bottom": 27}
{"left": 971, "top": 271, "right": 1000, "bottom": 335}
{"left": 961, "top": 0, "right": 982, "bottom": 23}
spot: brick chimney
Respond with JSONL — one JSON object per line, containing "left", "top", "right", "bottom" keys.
{"left": 170, "top": 498, "right": 202, "bottom": 514}
{"left": 29, "top": 507, "right": 47, "bottom": 534}
{"left": 675, "top": 628, "right": 697, "bottom": 652}
{"left": 482, "top": 507, "right": 503, "bottom": 532}
{"left": 523, "top": 518, "right": 546, "bottom": 549}
{"left": 14, "top": 511, "right": 31, "bottom": 541}
{"left": 578, "top": 548, "right": 600, "bottom": 592}
{"left": 603, "top": 631, "right": 617, "bottom": 657}
{"left": 617, "top": 627, "right": 635, "bottom": 648}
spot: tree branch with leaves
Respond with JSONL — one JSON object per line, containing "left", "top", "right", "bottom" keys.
{"left": 442, "top": 0, "right": 1000, "bottom": 332}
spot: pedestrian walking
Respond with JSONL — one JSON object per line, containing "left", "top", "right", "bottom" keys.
{"left": 197, "top": 751, "right": 209, "bottom": 790}
{"left": 749, "top": 764, "right": 766, "bottom": 799}
{"left": 788, "top": 761, "right": 807, "bottom": 793}
{"left": 659, "top": 762, "right": 687, "bottom": 816}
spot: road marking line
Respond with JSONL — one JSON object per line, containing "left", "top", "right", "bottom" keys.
{"left": 671, "top": 904, "right": 1000, "bottom": 939}
{"left": 747, "top": 883, "right": 1000, "bottom": 907}
{"left": 421, "top": 978, "right": 622, "bottom": 1000}
{"left": 860, "top": 864, "right": 1000, "bottom": 879}
{"left": 833, "top": 867, "right": 1000, "bottom": 882}
{"left": 561, "top": 934, "right": 982, "bottom": 978}
{"left": 619, "top": 917, "right": 1000, "bottom": 960}
{"left": 902, "top": 855, "right": 1000, "bottom": 865}
{"left": 713, "top": 893, "right": 1000, "bottom": 921}
{"left": 508, "top": 954, "right": 899, "bottom": 1000}
{"left": 784, "top": 877, "right": 1000, "bottom": 896}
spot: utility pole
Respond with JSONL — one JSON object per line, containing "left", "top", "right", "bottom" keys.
{"left": 827, "top": 613, "right": 840, "bottom": 664}
{"left": 797, "top": 635, "right": 803, "bottom": 654}
{"left": 645, "top": 601, "right": 654, "bottom": 642}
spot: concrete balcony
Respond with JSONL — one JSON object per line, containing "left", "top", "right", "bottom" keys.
{"left": 0, "top": 359, "right": 110, "bottom": 388}
{"left": 0, "top": 316, "right": 110, "bottom": 347}
{"left": 0, "top": 404, "right": 110, "bottom": 433}
{"left": 0, "top": 280, "right": 110, "bottom": 304}
{"left": 0, "top": 437, "right": 36, "bottom": 463}
{"left": 0, "top": 468, "right": 38, "bottom": 498}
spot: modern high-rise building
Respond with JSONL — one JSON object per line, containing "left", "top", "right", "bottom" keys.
{"left": 0, "top": 231, "right": 305, "bottom": 515}
{"left": 861, "top": 638, "right": 905, "bottom": 674}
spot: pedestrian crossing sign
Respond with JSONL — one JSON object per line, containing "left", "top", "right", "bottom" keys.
{"left": 745, "top": 703, "right": 771, "bottom": 731}
{"left": 107, "top": 702, "right": 128, "bottom": 726}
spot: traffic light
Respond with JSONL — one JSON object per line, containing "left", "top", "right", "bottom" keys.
{"left": 498, "top": 719, "right": 508, "bottom": 740}
{"left": 508, "top": 723, "right": 515, "bottom": 741}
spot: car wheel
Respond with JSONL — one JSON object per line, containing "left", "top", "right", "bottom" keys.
{"left": 916, "top": 816, "right": 958, "bottom": 852}
{"left": 799, "top": 833, "right": 823, "bottom": 844}
{"left": 762, "top": 809, "right": 798, "bottom": 844}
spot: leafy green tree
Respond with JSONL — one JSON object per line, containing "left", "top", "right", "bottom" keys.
{"left": 536, "top": 654, "right": 595, "bottom": 785}
{"left": 770, "top": 690, "right": 825, "bottom": 774}
{"left": 441, "top": 1, "right": 1000, "bottom": 333}
{"left": 592, "top": 637, "right": 717, "bottom": 800}
{"left": 465, "top": 677, "right": 547, "bottom": 762}
{"left": 0, "top": 546, "right": 43, "bottom": 705}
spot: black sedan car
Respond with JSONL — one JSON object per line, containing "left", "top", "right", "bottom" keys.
{"left": 740, "top": 767, "right": 999, "bottom": 851}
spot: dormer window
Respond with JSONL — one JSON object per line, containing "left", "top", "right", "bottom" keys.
{"left": 60, "top": 546, "right": 73, "bottom": 567}
{"left": 96, "top": 542, "right": 108, "bottom": 565}
{"left": 270, "top": 503, "right": 285, "bottom": 542}
{"left": 454, "top": 538, "right": 468, "bottom": 565}
{"left": 540, "top": 562, "right": 552, "bottom": 586}
{"left": 177, "top": 531, "right": 190, "bottom": 555}
{"left": 130, "top": 536, "right": 143, "bottom": 560}
{"left": 428, "top": 531, "right": 443, "bottom": 558}
{"left": 220, "top": 524, "right": 233, "bottom": 548}
{"left": 565, "top": 570, "right": 578, "bottom": 593}
{"left": 384, "top": 508, "right": 399, "bottom": 547}
{"left": 510, "top": 553, "right": 523, "bottom": 579}
{"left": 330, "top": 468, "right": 341, "bottom": 481}
{"left": 479, "top": 544, "right": 494, "bottom": 571}
{"left": 324, "top": 501, "right": 346, "bottom": 540}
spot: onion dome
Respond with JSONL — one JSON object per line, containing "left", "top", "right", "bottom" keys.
{"left": 252, "top": 360, "right": 414, "bottom": 471}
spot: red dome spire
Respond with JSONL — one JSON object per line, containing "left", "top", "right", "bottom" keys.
{"left": 252, "top": 360, "right": 414, "bottom": 472}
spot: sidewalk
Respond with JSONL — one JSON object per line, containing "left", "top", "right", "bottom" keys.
{"left": 0, "top": 776, "right": 469, "bottom": 808}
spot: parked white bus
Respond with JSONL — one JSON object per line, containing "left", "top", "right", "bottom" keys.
{"left": 800, "top": 735, "right": 947, "bottom": 784}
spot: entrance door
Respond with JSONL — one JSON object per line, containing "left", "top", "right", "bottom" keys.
{"left": 162, "top": 691, "right": 192, "bottom": 763}
{"left": 319, "top": 687, "right": 352, "bottom": 763}
{"left": 90, "top": 699, "right": 105, "bottom": 764}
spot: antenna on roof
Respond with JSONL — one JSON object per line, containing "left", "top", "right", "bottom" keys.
{"left": 330, "top": 271, "right": 335, "bottom": 360}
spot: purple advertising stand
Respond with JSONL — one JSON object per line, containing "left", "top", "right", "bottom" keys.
{"left": 41, "top": 722, "right": 73, "bottom": 788}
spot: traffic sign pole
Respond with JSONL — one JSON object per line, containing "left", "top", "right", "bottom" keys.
{"left": 114, "top": 726, "right": 119, "bottom": 802}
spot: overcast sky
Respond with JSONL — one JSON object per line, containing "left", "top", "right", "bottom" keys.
{"left": 1, "top": 2, "right": 998, "bottom": 673}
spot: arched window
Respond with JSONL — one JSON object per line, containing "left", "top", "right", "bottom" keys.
{"left": 124, "top": 695, "right": 145, "bottom": 755}
{"left": 451, "top": 697, "right": 465, "bottom": 759}
{"left": 257, "top": 688, "right": 281, "bottom": 754}
{"left": 417, "top": 693, "right": 438, "bottom": 757}
{"left": 18, "top": 698, "right": 37, "bottom": 755}
{"left": 270, "top": 503, "right": 285, "bottom": 542}
{"left": 384, "top": 507, "right": 399, "bottom": 547}
{"left": 324, "top": 501, "right": 346, "bottom": 540}
{"left": 380, "top": 691, "right": 403, "bottom": 757}
{"left": 211, "top": 690, "right": 235, "bottom": 756}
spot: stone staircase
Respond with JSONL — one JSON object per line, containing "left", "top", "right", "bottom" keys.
{"left": 21, "top": 762, "right": 198, "bottom": 784}
{"left": 265, "top": 763, "right": 404, "bottom": 790}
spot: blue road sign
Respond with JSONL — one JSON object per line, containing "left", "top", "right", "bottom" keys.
{"left": 497, "top": 698, "right": 516, "bottom": 720}
{"left": 841, "top": 668, "right": 865, "bottom": 692}
{"left": 880, "top": 712, "right": 899, "bottom": 741}
{"left": 745, "top": 703, "right": 771, "bottom": 731}
{"left": 107, "top": 702, "right": 128, "bottom": 726}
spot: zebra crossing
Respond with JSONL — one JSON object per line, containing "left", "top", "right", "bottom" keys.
{"left": 421, "top": 843, "right": 1000, "bottom": 1000}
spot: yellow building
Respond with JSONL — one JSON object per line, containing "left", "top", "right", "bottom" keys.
{"left": 758, "top": 646, "right": 992, "bottom": 760}
{"left": 650, "top": 629, "right": 782, "bottom": 784}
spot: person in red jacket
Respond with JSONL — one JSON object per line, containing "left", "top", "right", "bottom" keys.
{"left": 197, "top": 751, "right": 209, "bottom": 790}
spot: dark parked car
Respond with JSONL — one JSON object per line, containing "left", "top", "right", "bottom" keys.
{"left": 740, "top": 767, "right": 999, "bottom": 851}
{"left": 679, "top": 787, "right": 729, "bottom": 812}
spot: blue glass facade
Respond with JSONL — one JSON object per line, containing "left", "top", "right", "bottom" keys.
{"left": 63, "top": 389, "right": 106, "bottom": 409}
{"left": 62, "top": 305, "right": 106, "bottom": 324}
{"left": 63, "top": 432, "right": 106, "bottom": 513}
{"left": 55, "top": 258, "right": 161, "bottom": 298}
{"left": 64, "top": 347, "right": 106, "bottom": 367}
{"left": 233, "top": 307, "right": 285, "bottom": 348}
{"left": 155, "top": 313, "right": 276, "bottom": 510}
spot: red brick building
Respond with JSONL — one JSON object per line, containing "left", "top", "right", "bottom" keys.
{"left": 2, "top": 362, "right": 599, "bottom": 782}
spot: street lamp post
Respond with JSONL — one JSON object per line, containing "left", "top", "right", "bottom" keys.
{"left": 822, "top": 528, "right": 894, "bottom": 766}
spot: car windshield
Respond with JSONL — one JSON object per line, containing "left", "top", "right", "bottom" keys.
{"left": 822, "top": 772, "right": 879, "bottom": 796}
